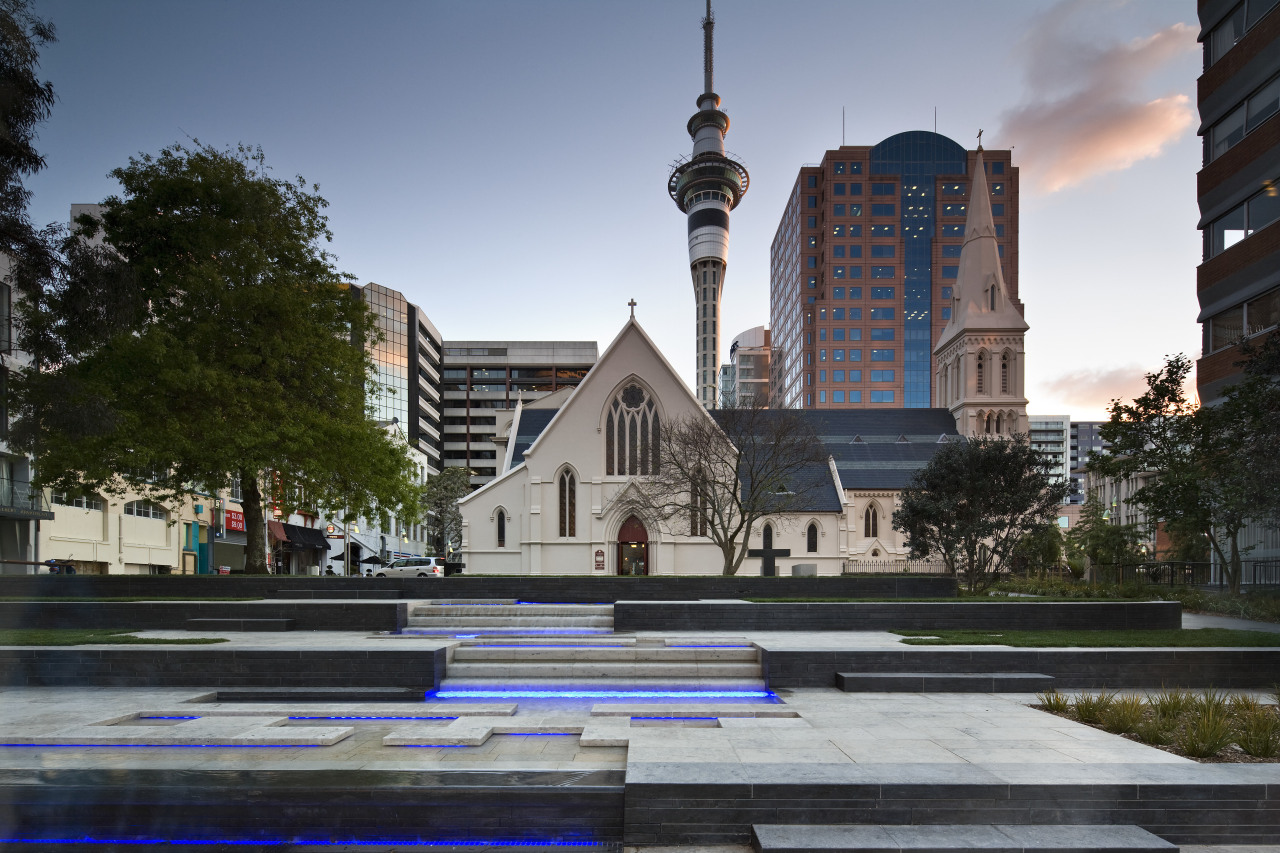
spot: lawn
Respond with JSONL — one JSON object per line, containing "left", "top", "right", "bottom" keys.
{"left": 894, "top": 628, "right": 1280, "bottom": 647}
{"left": 0, "top": 629, "right": 228, "bottom": 645}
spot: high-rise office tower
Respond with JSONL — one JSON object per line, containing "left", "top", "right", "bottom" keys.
{"left": 668, "top": 1, "right": 749, "bottom": 409}
{"left": 351, "top": 282, "right": 444, "bottom": 474}
{"left": 769, "top": 133, "right": 1019, "bottom": 409}
{"left": 440, "top": 341, "right": 598, "bottom": 488}
{"left": 1196, "top": 1, "right": 1279, "bottom": 405}
{"left": 1069, "top": 421, "right": 1110, "bottom": 505}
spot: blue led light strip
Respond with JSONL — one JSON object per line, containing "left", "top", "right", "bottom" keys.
{"left": 429, "top": 689, "right": 774, "bottom": 699}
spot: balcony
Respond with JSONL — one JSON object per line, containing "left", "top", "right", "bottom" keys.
{"left": 0, "top": 480, "right": 55, "bottom": 521}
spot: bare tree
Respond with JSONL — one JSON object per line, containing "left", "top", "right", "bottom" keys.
{"left": 636, "top": 405, "right": 829, "bottom": 575}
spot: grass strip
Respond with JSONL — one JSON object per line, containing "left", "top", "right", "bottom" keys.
{"left": 0, "top": 629, "right": 228, "bottom": 646}
{"left": 893, "top": 628, "right": 1280, "bottom": 647}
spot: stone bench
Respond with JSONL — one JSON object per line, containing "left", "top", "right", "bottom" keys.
{"left": 209, "top": 687, "right": 424, "bottom": 702}
{"left": 185, "top": 618, "right": 295, "bottom": 631}
{"left": 836, "top": 672, "right": 1054, "bottom": 692}
{"left": 752, "top": 824, "right": 1176, "bottom": 852}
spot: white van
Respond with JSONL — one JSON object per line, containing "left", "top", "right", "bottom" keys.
{"left": 371, "top": 556, "right": 446, "bottom": 578}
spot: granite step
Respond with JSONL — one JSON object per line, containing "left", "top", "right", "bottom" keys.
{"left": 751, "top": 823, "right": 1177, "bottom": 853}
{"left": 452, "top": 646, "right": 758, "bottom": 662}
{"left": 836, "top": 672, "right": 1055, "bottom": 693}
{"left": 445, "top": 661, "right": 762, "bottom": 679}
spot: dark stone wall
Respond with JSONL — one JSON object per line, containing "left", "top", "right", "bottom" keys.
{"left": 0, "top": 645, "right": 445, "bottom": 689}
{"left": 2, "top": 768, "right": 624, "bottom": 843}
{"left": 0, "top": 601, "right": 407, "bottom": 632}
{"left": 0, "top": 573, "right": 956, "bottom": 602}
{"left": 764, "top": 647, "right": 1280, "bottom": 688}
{"left": 624, "top": 778, "right": 1280, "bottom": 845}
{"left": 614, "top": 601, "right": 1182, "bottom": 632}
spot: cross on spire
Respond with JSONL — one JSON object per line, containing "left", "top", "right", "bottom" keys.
{"left": 628, "top": 298, "right": 637, "bottom": 318}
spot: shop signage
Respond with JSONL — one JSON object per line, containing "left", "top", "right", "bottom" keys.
{"left": 225, "top": 510, "right": 246, "bottom": 532}
{"left": 594, "top": 549, "right": 605, "bottom": 571}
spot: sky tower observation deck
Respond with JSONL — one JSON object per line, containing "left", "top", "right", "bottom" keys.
{"left": 668, "top": 1, "right": 749, "bottom": 410}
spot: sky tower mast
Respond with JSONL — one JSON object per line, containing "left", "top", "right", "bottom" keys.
{"left": 668, "top": 0, "right": 749, "bottom": 410}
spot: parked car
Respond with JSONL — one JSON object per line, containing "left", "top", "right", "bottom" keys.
{"left": 371, "top": 556, "right": 446, "bottom": 578}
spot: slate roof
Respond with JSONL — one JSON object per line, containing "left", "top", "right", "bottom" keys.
{"left": 506, "top": 403, "right": 961, "bottom": 505}
{"left": 510, "top": 408, "right": 560, "bottom": 467}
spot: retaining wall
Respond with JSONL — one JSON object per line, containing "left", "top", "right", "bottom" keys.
{"left": 613, "top": 600, "right": 1182, "bottom": 632}
{"left": 0, "top": 574, "right": 956, "bottom": 601}
{"left": 0, "top": 600, "right": 407, "bottom": 632}
{"left": 763, "top": 647, "right": 1280, "bottom": 688}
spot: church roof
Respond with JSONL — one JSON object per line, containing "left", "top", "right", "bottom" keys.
{"left": 803, "top": 408, "right": 963, "bottom": 491}
{"left": 510, "top": 408, "right": 560, "bottom": 467}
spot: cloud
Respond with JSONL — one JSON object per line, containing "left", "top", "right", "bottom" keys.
{"left": 1037, "top": 363, "right": 1198, "bottom": 414}
{"left": 995, "top": 1, "right": 1197, "bottom": 194}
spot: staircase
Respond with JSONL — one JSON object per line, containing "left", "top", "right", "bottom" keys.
{"left": 438, "top": 637, "right": 767, "bottom": 696}
{"left": 405, "top": 599, "right": 614, "bottom": 636}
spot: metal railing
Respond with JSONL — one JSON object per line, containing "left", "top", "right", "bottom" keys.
{"left": 0, "top": 479, "right": 50, "bottom": 513}
{"left": 1094, "top": 560, "right": 1280, "bottom": 589}
{"left": 842, "top": 559, "right": 950, "bottom": 575}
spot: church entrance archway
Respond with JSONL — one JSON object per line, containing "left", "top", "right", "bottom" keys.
{"left": 616, "top": 515, "right": 649, "bottom": 576}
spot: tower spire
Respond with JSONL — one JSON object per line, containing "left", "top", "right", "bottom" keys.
{"left": 702, "top": 0, "right": 714, "bottom": 96}
{"left": 669, "top": 1, "right": 749, "bottom": 410}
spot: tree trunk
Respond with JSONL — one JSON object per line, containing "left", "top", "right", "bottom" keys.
{"left": 241, "top": 470, "right": 269, "bottom": 574}
{"left": 1228, "top": 530, "right": 1242, "bottom": 595}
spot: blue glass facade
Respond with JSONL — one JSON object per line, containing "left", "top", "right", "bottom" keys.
{"left": 870, "top": 132, "right": 967, "bottom": 408}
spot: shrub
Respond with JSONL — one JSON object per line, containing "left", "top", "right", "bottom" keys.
{"left": 1101, "top": 695, "right": 1146, "bottom": 734}
{"left": 1193, "top": 688, "right": 1229, "bottom": 716}
{"left": 1073, "top": 692, "right": 1116, "bottom": 724}
{"left": 1037, "top": 690, "right": 1071, "bottom": 714}
{"left": 1229, "top": 694, "right": 1264, "bottom": 715}
{"left": 1235, "top": 709, "right": 1280, "bottom": 758}
{"left": 1177, "top": 706, "right": 1236, "bottom": 758}
{"left": 1148, "top": 689, "right": 1193, "bottom": 719}
{"left": 1133, "top": 716, "right": 1173, "bottom": 745}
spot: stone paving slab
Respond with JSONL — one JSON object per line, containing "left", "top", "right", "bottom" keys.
{"left": 751, "top": 823, "right": 1177, "bottom": 852}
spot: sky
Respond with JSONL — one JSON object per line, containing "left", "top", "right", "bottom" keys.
{"left": 24, "top": 0, "right": 1203, "bottom": 421}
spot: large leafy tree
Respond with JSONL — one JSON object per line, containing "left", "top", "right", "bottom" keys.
{"left": 636, "top": 405, "right": 829, "bottom": 576}
{"left": 0, "top": 0, "right": 56, "bottom": 262}
{"left": 421, "top": 466, "right": 472, "bottom": 557}
{"left": 1094, "top": 354, "right": 1258, "bottom": 594}
{"left": 892, "top": 435, "right": 1070, "bottom": 592}
{"left": 1064, "top": 494, "right": 1144, "bottom": 584}
{"left": 1228, "top": 334, "right": 1280, "bottom": 522}
{"left": 10, "top": 142, "right": 421, "bottom": 573}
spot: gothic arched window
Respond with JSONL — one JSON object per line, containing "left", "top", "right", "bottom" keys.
{"left": 976, "top": 352, "right": 986, "bottom": 394}
{"left": 496, "top": 510, "right": 506, "bottom": 548}
{"left": 806, "top": 523, "right": 818, "bottom": 553}
{"left": 606, "top": 383, "right": 659, "bottom": 476}
{"left": 985, "top": 413, "right": 993, "bottom": 434}
{"left": 995, "top": 412, "right": 1004, "bottom": 434}
{"left": 1001, "top": 351, "right": 1010, "bottom": 395}
{"left": 863, "top": 505, "right": 878, "bottom": 538}
{"left": 762, "top": 524, "right": 773, "bottom": 550}
{"left": 558, "top": 470, "right": 576, "bottom": 537}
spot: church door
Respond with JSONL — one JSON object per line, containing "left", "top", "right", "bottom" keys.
{"left": 616, "top": 514, "right": 649, "bottom": 576}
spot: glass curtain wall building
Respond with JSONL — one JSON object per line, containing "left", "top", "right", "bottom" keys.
{"left": 769, "top": 132, "right": 1019, "bottom": 409}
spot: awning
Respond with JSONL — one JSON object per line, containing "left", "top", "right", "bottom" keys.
{"left": 267, "top": 520, "right": 289, "bottom": 544}
{"left": 281, "top": 523, "right": 329, "bottom": 550}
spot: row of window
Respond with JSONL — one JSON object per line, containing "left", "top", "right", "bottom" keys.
{"left": 815, "top": 390, "right": 895, "bottom": 403}
{"left": 1205, "top": 0, "right": 1278, "bottom": 68}
{"left": 817, "top": 349, "right": 895, "bottom": 363}
{"left": 1207, "top": 71, "right": 1279, "bottom": 163}
{"left": 1205, "top": 286, "right": 1280, "bottom": 355}
{"left": 1206, "top": 177, "right": 1280, "bottom": 257}
{"left": 818, "top": 328, "right": 895, "bottom": 342}
{"left": 50, "top": 494, "right": 184, "bottom": 520}
{"left": 832, "top": 266, "right": 897, "bottom": 279}
{"left": 442, "top": 368, "right": 589, "bottom": 381}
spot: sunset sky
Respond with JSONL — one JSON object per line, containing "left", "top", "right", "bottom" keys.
{"left": 25, "top": 0, "right": 1202, "bottom": 421}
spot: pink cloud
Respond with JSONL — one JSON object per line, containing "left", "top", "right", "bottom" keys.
{"left": 995, "top": 2, "right": 1197, "bottom": 194}
{"left": 1037, "top": 363, "right": 1199, "bottom": 416}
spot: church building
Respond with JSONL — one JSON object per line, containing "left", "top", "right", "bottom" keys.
{"left": 456, "top": 4, "right": 1028, "bottom": 576}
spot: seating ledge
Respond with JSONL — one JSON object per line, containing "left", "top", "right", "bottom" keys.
{"left": 751, "top": 823, "right": 1176, "bottom": 852}
{"left": 185, "top": 618, "right": 296, "bottom": 632}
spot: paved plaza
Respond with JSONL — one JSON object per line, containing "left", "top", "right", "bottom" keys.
{"left": 1, "top": 618, "right": 1280, "bottom": 849}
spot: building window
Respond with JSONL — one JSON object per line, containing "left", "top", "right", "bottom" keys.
{"left": 870, "top": 267, "right": 895, "bottom": 279}
{"left": 807, "top": 195, "right": 817, "bottom": 208}
{"left": 992, "top": 204, "right": 1005, "bottom": 217}
{"left": 977, "top": 352, "right": 986, "bottom": 394}
{"left": 942, "top": 224, "right": 963, "bottom": 236}
{"left": 991, "top": 162, "right": 1005, "bottom": 175}
{"left": 848, "top": 349, "right": 863, "bottom": 361}
{"left": 806, "top": 523, "right": 818, "bottom": 553}
{"left": 870, "top": 329, "right": 895, "bottom": 341}
{"left": 870, "top": 245, "right": 895, "bottom": 258}
{"left": 807, "top": 175, "right": 817, "bottom": 188}
{"left": 847, "top": 204, "right": 863, "bottom": 217}
{"left": 1001, "top": 352, "right": 1010, "bottom": 394}
{"left": 51, "top": 492, "right": 104, "bottom": 511}
{"left": 871, "top": 349, "right": 895, "bottom": 362}
{"left": 848, "top": 289, "right": 863, "bottom": 301}
{"left": 991, "top": 183, "right": 1005, "bottom": 195}
{"left": 864, "top": 505, "right": 878, "bottom": 538}
{"left": 833, "top": 390, "right": 845, "bottom": 403}
{"left": 870, "top": 370, "right": 895, "bottom": 381}
{"left": 606, "top": 383, "right": 660, "bottom": 476}
{"left": 848, "top": 266, "right": 863, "bottom": 279}
{"left": 870, "top": 390, "right": 895, "bottom": 403}
{"left": 124, "top": 500, "right": 166, "bottom": 520}
{"left": 942, "top": 204, "right": 967, "bottom": 217}
{"left": 834, "top": 183, "right": 845, "bottom": 196}
{"left": 1207, "top": 178, "right": 1280, "bottom": 257}
{"left": 870, "top": 204, "right": 895, "bottom": 217}
{"left": 870, "top": 307, "right": 895, "bottom": 320}
{"left": 497, "top": 510, "right": 506, "bottom": 548}
{"left": 559, "top": 471, "right": 576, "bottom": 537}
{"left": 941, "top": 245, "right": 962, "bottom": 258}
{"left": 871, "top": 183, "right": 895, "bottom": 195}
{"left": 941, "top": 266, "right": 958, "bottom": 279}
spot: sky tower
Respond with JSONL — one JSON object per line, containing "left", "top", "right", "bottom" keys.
{"left": 668, "top": 1, "right": 749, "bottom": 410}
